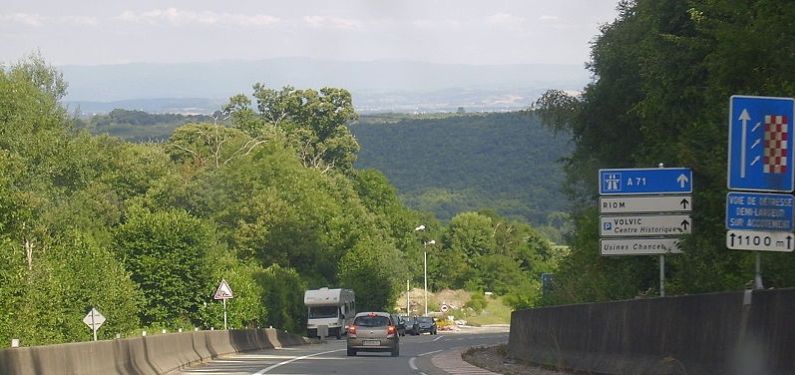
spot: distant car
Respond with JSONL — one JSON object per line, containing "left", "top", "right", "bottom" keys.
{"left": 402, "top": 315, "right": 419, "bottom": 335}
{"left": 417, "top": 316, "right": 437, "bottom": 335}
{"left": 391, "top": 314, "right": 407, "bottom": 336}
{"left": 347, "top": 312, "right": 400, "bottom": 357}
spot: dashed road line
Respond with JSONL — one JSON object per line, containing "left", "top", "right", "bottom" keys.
{"left": 253, "top": 348, "right": 344, "bottom": 374}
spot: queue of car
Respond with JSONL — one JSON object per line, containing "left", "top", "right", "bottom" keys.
{"left": 345, "top": 312, "right": 440, "bottom": 357}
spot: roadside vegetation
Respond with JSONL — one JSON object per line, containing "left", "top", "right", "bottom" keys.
{"left": 0, "top": 54, "right": 562, "bottom": 348}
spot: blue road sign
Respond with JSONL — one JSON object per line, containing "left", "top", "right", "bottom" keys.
{"left": 728, "top": 95, "right": 795, "bottom": 192}
{"left": 599, "top": 168, "right": 693, "bottom": 195}
{"left": 726, "top": 192, "right": 794, "bottom": 232}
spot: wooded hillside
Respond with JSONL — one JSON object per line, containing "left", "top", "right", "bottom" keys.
{"left": 351, "top": 112, "right": 573, "bottom": 240}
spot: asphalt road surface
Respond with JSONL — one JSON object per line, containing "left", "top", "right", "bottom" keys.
{"left": 172, "top": 326, "right": 509, "bottom": 375}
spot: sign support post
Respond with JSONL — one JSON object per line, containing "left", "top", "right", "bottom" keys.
{"left": 213, "top": 279, "right": 234, "bottom": 330}
{"left": 91, "top": 310, "right": 98, "bottom": 341}
{"left": 222, "top": 298, "right": 228, "bottom": 330}
{"left": 755, "top": 252, "right": 763, "bottom": 290}
{"left": 659, "top": 255, "right": 665, "bottom": 297}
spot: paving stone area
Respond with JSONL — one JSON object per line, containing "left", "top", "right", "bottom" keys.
{"left": 463, "top": 345, "right": 572, "bottom": 375}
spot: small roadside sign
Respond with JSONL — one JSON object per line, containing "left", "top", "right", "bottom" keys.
{"left": 214, "top": 279, "right": 234, "bottom": 300}
{"left": 600, "top": 214, "right": 692, "bottom": 237}
{"left": 83, "top": 308, "right": 106, "bottom": 329}
{"left": 726, "top": 230, "right": 794, "bottom": 252}
{"left": 600, "top": 195, "right": 692, "bottom": 214}
{"left": 599, "top": 168, "right": 692, "bottom": 195}
{"left": 83, "top": 307, "right": 106, "bottom": 341}
{"left": 726, "top": 192, "right": 794, "bottom": 231}
{"left": 727, "top": 95, "right": 795, "bottom": 192}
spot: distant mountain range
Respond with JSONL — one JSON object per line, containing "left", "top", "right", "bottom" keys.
{"left": 61, "top": 58, "right": 589, "bottom": 114}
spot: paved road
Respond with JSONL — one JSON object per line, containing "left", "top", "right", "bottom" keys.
{"left": 172, "top": 327, "right": 508, "bottom": 375}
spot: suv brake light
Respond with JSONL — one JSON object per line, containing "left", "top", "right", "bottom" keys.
{"left": 387, "top": 325, "right": 396, "bottom": 335}
{"left": 348, "top": 325, "right": 357, "bottom": 335}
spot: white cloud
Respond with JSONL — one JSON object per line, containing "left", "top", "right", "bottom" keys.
{"left": 1, "top": 13, "right": 46, "bottom": 27}
{"left": 486, "top": 13, "right": 526, "bottom": 27}
{"left": 303, "top": 16, "right": 362, "bottom": 30}
{"left": 0, "top": 13, "right": 96, "bottom": 27}
{"left": 539, "top": 15, "right": 560, "bottom": 22}
{"left": 412, "top": 18, "right": 461, "bottom": 30}
{"left": 61, "top": 16, "right": 99, "bottom": 27}
{"left": 117, "top": 8, "right": 280, "bottom": 27}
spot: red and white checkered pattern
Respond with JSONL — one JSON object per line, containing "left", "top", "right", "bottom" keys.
{"left": 764, "top": 115, "right": 789, "bottom": 174}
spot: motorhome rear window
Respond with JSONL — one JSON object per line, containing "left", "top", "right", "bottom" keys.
{"left": 354, "top": 316, "right": 390, "bottom": 327}
{"left": 308, "top": 306, "right": 338, "bottom": 318}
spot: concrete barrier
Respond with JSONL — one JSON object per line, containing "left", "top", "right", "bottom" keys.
{"left": 508, "top": 288, "right": 795, "bottom": 375}
{"left": 0, "top": 328, "right": 310, "bottom": 375}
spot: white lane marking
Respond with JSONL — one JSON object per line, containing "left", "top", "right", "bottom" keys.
{"left": 253, "top": 348, "right": 344, "bottom": 374}
{"left": 418, "top": 350, "right": 443, "bottom": 357}
{"left": 409, "top": 357, "right": 419, "bottom": 370}
{"left": 433, "top": 335, "right": 444, "bottom": 342}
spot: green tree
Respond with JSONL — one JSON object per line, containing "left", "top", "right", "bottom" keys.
{"left": 113, "top": 207, "right": 215, "bottom": 327}
{"left": 258, "top": 264, "right": 307, "bottom": 333}
{"left": 338, "top": 237, "right": 404, "bottom": 311}
{"left": 224, "top": 84, "right": 360, "bottom": 172}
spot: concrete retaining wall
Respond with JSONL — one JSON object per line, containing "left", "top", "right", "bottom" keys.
{"left": 508, "top": 288, "right": 795, "bottom": 375}
{"left": 0, "top": 328, "right": 310, "bottom": 375}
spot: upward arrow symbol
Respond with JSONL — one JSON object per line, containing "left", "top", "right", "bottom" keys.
{"left": 739, "top": 109, "right": 751, "bottom": 178}
{"left": 677, "top": 174, "right": 689, "bottom": 188}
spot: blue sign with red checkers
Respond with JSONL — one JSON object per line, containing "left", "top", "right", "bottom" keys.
{"left": 728, "top": 95, "right": 795, "bottom": 192}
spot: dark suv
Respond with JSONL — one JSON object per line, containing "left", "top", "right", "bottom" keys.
{"left": 402, "top": 316, "right": 419, "bottom": 335}
{"left": 390, "top": 314, "right": 407, "bottom": 336}
{"left": 417, "top": 316, "right": 437, "bottom": 335}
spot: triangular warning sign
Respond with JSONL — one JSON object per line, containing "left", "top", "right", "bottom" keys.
{"left": 214, "top": 279, "right": 234, "bottom": 300}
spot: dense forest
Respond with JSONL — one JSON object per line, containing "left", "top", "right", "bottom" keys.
{"left": 0, "top": 56, "right": 560, "bottom": 348}
{"left": 351, "top": 112, "right": 573, "bottom": 242}
{"left": 76, "top": 107, "right": 574, "bottom": 243}
{"left": 536, "top": 0, "right": 795, "bottom": 305}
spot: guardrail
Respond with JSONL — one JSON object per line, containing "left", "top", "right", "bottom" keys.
{"left": 0, "top": 328, "right": 310, "bottom": 375}
{"left": 508, "top": 288, "right": 795, "bottom": 375}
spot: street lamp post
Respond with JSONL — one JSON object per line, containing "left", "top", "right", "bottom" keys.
{"left": 423, "top": 240, "right": 435, "bottom": 316}
{"left": 414, "top": 225, "right": 435, "bottom": 316}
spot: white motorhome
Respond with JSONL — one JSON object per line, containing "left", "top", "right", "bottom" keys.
{"left": 304, "top": 287, "right": 355, "bottom": 339}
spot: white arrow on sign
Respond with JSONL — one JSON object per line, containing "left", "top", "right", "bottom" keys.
{"left": 677, "top": 174, "right": 689, "bottom": 188}
{"left": 739, "top": 109, "right": 750, "bottom": 178}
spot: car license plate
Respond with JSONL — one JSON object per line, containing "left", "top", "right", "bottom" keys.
{"left": 363, "top": 340, "right": 380, "bottom": 346}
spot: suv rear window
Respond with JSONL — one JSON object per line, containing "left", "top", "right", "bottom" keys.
{"left": 354, "top": 316, "right": 390, "bottom": 327}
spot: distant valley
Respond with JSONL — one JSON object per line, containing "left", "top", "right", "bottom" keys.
{"left": 62, "top": 58, "right": 588, "bottom": 114}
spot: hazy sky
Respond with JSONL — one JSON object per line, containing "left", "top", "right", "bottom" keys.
{"left": 1, "top": 0, "right": 620, "bottom": 66}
